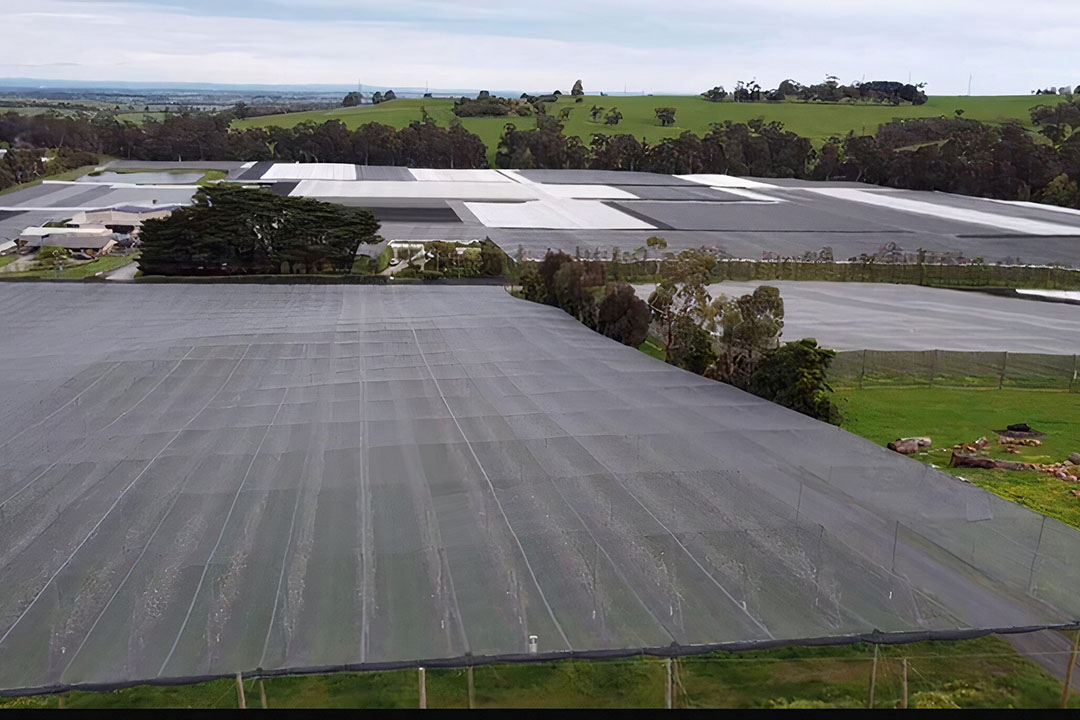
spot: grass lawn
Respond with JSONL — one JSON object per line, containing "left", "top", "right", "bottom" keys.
{"left": 0, "top": 254, "right": 18, "bottom": 270}
{"left": 233, "top": 95, "right": 1063, "bottom": 164}
{"left": 1, "top": 635, "right": 1073, "bottom": 709}
{"left": 838, "top": 387, "right": 1080, "bottom": 530}
{"left": 0, "top": 252, "right": 139, "bottom": 280}
{"left": 638, "top": 335, "right": 666, "bottom": 361}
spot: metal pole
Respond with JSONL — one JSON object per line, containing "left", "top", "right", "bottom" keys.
{"left": 259, "top": 678, "right": 268, "bottom": 708}
{"left": 868, "top": 644, "right": 878, "bottom": 709}
{"left": 1062, "top": 630, "right": 1080, "bottom": 708}
{"left": 467, "top": 666, "right": 476, "bottom": 709}
{"left": 419, "top": 667, "right": 427, "bottom": 709}
{"left": 901, "top": 658, "right": 908, "bottom": 709}
{"left": 235, "top": 672, "right": 246, "bottom": 709}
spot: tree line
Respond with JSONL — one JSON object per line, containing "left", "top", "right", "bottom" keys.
{"left": 0, "top": 111, "right": 488, "bottom": 168}
{"left": 519, "top": 249, "right": 841, "bottom": 424}
{"left": 702, "top": 76, "right": 928, "bottom": 105}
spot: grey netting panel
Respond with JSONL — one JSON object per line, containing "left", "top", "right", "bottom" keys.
{"left": 1001, "top": 353, "right": 1077, "bottom": 390}
{"left": 0, "top": 283, "right": 1078, "bottom": 692}
{"left": 832, "top": 350, "right": 1079, "bottom": 390}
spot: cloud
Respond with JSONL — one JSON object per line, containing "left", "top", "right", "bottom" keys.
{"left": 2, "top": 0, "right": 1079, "bottom": 93}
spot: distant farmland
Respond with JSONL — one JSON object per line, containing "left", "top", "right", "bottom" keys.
{"left": 232, "top": 94, "right": 1064, "bottom": 162}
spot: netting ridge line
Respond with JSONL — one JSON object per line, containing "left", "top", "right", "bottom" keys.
{"left": 0, "top": 360, "right": 122, "bottom": 450}
{"left": 158, "top": 384, "right": 291, "bottom": 677}
{"left": 458, "top": 356, "right": 677, "bottom": 644}
{"left": 1, "top": 347, "right": 197, "bottom": 512}
{"left": 99, "top": 346, "right": 197, "bottom": 432}
{"left": 0, "top": 345, "right": 254, "bottom": 649}
{"left": 257, "top": 422, "right": 316, "bottom": 670}
{"left": 409, "top": 325, "right": 572, "bottom": 652}
{"left": 501, "top": 367, "right": 775, "bottom": 641}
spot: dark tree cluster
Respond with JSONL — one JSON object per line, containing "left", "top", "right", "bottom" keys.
{"left": 138, "top": 185, "right": 380, "bottom": 276}
{"left": 519, "top": 251, "right": 650, "bottom": 347}
{"left": 499, "top": 118, "right": 813, "bottom": 178}
{"left": 711, "top": 76, "right": 927, "bottom": 105}
{"left": 0, "top": 147, "right": 98, "bottom": 192}
{"left": 814, "top": 112, "right": 1080, "bottom": 207}
{"left": 453, "top": 93, "right": 532, "bottom": 118}
{"left": 0, "top": 111, "right": 489, "bottom": 168}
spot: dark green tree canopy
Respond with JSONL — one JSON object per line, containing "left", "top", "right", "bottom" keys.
{"left": 139, "top": 185, "right": 380, "bottom": 276}
{"left": 747, "top": 338, "right": 841, "bottom": 424}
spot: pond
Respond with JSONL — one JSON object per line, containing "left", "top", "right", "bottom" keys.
{"left": 79, "top": 171, "right": 204, "bottom": 185}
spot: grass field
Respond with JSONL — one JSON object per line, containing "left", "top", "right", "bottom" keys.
{"left": 838, "top": 387, "right": 1080, "bottom": 530}
{"left": 233, "top": 95, "right": 1064, "bottom": 164}
{"left": 0, "top": 252, "right": 139, "bottom": 280}
{"left": 1, "top": 635, "right": 1073, "bottom": 709}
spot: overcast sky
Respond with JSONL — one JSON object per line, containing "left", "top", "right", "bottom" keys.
{"left": 3, "top": 0, "right": 1079, "bottom": 94}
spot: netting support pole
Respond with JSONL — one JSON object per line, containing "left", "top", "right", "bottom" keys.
{"left": 1028, "top": 515, "right": 1046, "bottom": 594}
{"left": 868, "top": 644, "right": 878, "bottom": 709}
{"left": 1070, "top": 354, "right": 1078, "bottom": 394}
{"left": 891, "top": 521, "right": 900, "bottom": 573}
{"left": 999, "top": 352, "right": 1008, "bottom": 390}
{"left": 901, "top": 657, "right": 909, "bottom": 709}
{"left": 929, "top": 350, "right": 937, "bottom": 388}
{"left": 419, "top": 667, "right": 427, "bottom": 709}
{"left": 467, "top": 666, "right": 476, "bottom": 709}
{"left": 665, "top": 658, "right": 673, "bottom": 709}
{"left": 235, "top": 672, "right": 246, "bottom": 709}
{"left": 259, "top": 678, "right": 268, "bottom": 709}
{"left": 1062, "top": 630, "right": 1080, "bottom": 708}
{"left": 859, "top": 349, "right": 867, "bottom": 389}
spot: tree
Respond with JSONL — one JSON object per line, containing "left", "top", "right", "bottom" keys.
{"left": 596, "top": 282, "right": 650, "bottom": 347}
{"left": 571, "top": 79, "right": 584, "bottom": 96}
{"left": 747, "top": 338, "right": 841, "bottom": 424}
{"left": 383, "top": 90, "right": 397, "bottom": 101}
{"left": 647, "top": 248, "right": 724, "bottom": 364}
{"left": 139, "top": 185, "right": 380, "bottom": 276}
{"left": 604, "top": 108, "right": 623, "bottom": 126}
{"left": 558, "top": 107, "right": 573, "bottom": 122}
{"left": 342, "top": 91, "right": 363, "bottom": 107}
{"left": 371, "top": 91, "right": 384, "bottom": 104}
{"left": 479, "top": 237, "right": 507, "bottom": 276}
{"left": 709, "top": 285, "right": 785, "bottom": 389}
{"left": 655, "top": 107, "right": 677, "bottom": 127}
{"left": 701, "top": 86, "right": 728, "bottom": 102}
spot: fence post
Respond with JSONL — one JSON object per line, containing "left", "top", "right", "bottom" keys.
{"left": 467, "top": 666, "right": 475, "bottom": 709}
{"left": 665, "top": 658, "right": 673, "bottom": 709}
{"left": 235, "top": 672, "right": 246, "bottom": 709}
{"left": 901, "top": 657, "right": 909, "bottom": 709}
{"left": 259, "top": 678, "right": 268, "bottom": 709}
{"left": 419, "top": 667, "right": 427, "bottom": 709}
{"left": 1062, "top": 630, "right": 1079, "bottom": 708}
{"left": 868, "top": 644, "right": 879, "bottom": 709}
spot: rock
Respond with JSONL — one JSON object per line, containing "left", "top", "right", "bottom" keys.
{"left": 888, "top": 438, "right": 922, "bottom": 455}
{"left": 1069, "top": 452, "right": 1080, "bottom": 465}
{"left": 950, "top": 453, "right": 1034, "bottom": 471}
{"left": 1007, "top": 423, "right": 1033, "bottom": 433}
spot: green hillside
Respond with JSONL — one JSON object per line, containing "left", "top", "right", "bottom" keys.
{"left": 233, "top": 94, "right": 1064, "bottom": 163}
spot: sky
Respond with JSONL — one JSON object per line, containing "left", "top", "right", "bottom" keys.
{"left": 2, "top": 0, "right": 1079, "bottom": 95}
